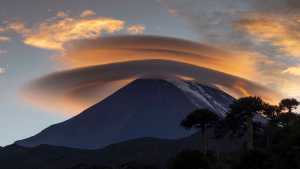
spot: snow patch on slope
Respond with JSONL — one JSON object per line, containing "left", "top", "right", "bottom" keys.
{"left": 167, "top": 78, "right": 234, "bottom": 117}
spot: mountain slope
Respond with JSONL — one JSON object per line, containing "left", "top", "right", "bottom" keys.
{"left": 16, "top": 78, "right": 234, "bottom": 149}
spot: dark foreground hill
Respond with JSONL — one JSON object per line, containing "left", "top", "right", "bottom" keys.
{"left": 0, "top": 131, "right": 242, "bottom": 169}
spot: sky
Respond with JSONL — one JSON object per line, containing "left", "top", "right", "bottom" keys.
{"left": 0, "top": 0, "right": 300, "bottom": 146}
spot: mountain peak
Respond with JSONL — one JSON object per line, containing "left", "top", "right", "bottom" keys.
{"left": 16, "top": 77, "right": 234, "bottom": 149}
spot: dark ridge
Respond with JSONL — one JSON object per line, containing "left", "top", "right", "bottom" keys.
{"left": 0, "top": 131, "right": 243, "bottom": 169}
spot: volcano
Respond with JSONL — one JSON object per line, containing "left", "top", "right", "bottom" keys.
{"left": 16, "top": 78, "right": 235, "bottom": 149}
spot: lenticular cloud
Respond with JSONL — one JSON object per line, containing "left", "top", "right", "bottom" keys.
{"left": 22, "top": 58, "right": 281, "bottom": 115}
{"left": 58, "top": 35, "right": 260, "bottom": 80}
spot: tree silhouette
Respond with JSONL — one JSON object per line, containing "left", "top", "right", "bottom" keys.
{"left": 225, "top": 96, "right": 266, "bottom": 151}
{"left": 181, "top": 109, "right": 220, "bottom": 154}
{"left": 279, "top": 98, "right": 299, "bottom": 114}
{"left": 263, "top": 104, "right": 280, "bottom": 120}
{"left": 262, "top": 103, "right": 281, "bottom": 148}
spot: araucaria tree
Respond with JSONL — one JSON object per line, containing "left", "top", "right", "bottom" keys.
{"left": 181, "top": 109, "right": 220, "bottom": 154}
{"left": 279, "top": 98, "right": 299, "bottom": 114}
{"left": 262, "top": 103, "right": 280, "bottom": 148}
{"left": 225, "top": 96, "right": 266, "bottom": 151}
{"left": 277, "top": 98, "right": 300, "bottom": 127}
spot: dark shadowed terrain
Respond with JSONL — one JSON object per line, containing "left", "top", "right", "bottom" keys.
{"left": 0, "top": 131, "right": 242, "bottom": 169}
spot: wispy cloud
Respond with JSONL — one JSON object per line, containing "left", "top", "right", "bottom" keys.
{"left": 3, "top": 12, "right": 125, "bottom": 50}
{"left": 0, "top": 67, "right": 6, "bottom": 74}
{"left": 23, "top": 17, "right": 124, "bottom": 50}
{"left": 159, "top": 0, "right": 300, "bottom": 100}
{"left": 6, "top": 20, "right": 31, "bottom": 35}
{"left": 0, "top": 36, "right": 10, "bottom": 43}
{"left": 56, "top": 11, "right": 68, "bottom": 18}
{"left": 2, "top": 10, "right": 150, "bottom": 50}
{"left": 237, "top": 15, "right": 300, "bottom": 58}
{"left": 0, "top": 50, "right": 7, "bottom": 75}
{"left": 80, "top": 10, "right": 96, "bottom": 18}
{"left": 160, "top": 0, "right": 300, "bottom": 58}
{"left": 0, "top": 27, "right": 5, "bottom": 33}
{"left": 127, "top": 24, "right": 145, "bottom": 35}
{"left": 283, "top": 66, "right": 300, "bottom": 76}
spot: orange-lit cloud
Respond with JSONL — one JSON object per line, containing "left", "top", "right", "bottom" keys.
{"left": 3, "top": 13, "right": 125, "bottom": 50}
{"left": 3, "top": 12, "right": 151, "bottom": 50}
{"left": 0, "top": 67, "right": 6, "bottom": 74}
{"left": 159, "top": 0, "right": 300, "bottom": 101}
{"left": 80, "top": 10, "right": 96, "bottom": 18}
{"left": 160, "top": 0, "right": 300, "bottom": 59}
{"left": 127, "top": 24, "right": 145, "bottom": 34}
{"left": 0, "top": 27, "right": 5, "bottom": 32}
{"left": 24, "top": 17, "right": 124, "bottom": 50}
{"left": 0, "top": 36, "right": 10, "bottom": 43}
{"left": 5, "top": 20, "right": 31, "bottom": 35}
{"left": 58, "top": 35, "right": 263, "bottom": 81}
{"left": 22, "top": 60, "right": 282, "bottom": 115}
{"left": 237, "top": 15, "right": 300, "bottom": 57}
{"left": 283, "top": 66, "right": 300, "bottom": 76}
{"left": 56, "top": 11, "right": 68, "bottom": 18}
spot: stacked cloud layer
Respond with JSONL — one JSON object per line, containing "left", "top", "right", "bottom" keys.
{"left": 22, "top": 35, "right": 282, "bottom": 115}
